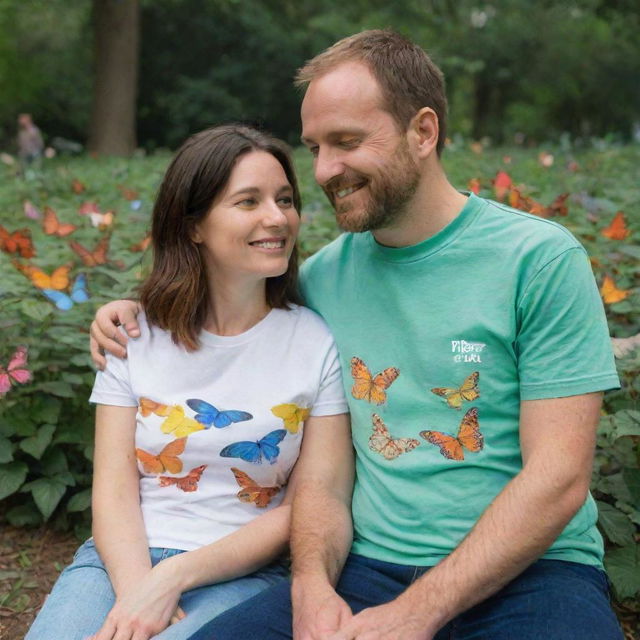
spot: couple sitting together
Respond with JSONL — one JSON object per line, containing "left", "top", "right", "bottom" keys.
{"left": 26, "top": 30, "right": 623, "bottom": 640}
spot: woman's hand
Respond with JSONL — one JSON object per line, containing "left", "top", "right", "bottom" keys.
{"left": 90, "top": 300, "right": 142, "bottom": 369}
{"left": 87, "top": 560, "right": 186, "bottom": 640}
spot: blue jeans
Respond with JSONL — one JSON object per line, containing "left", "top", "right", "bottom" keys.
{"left": 25, "top": 538, "right": 288, "bottom": 640}
{"left": 189, "top": 553, "right": 623, "bottom": 639}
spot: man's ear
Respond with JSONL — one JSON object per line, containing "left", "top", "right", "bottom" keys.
{"left": 407, "top": 107, "right": 439, "bottom": 159}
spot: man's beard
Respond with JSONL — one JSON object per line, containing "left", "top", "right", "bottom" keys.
{"left": 323, "top": 141, "right": 420, "bottom": 233}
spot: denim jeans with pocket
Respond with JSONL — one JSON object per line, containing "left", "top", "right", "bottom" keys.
{"left": 189, "top": 553, "right": 623, "bottom": 640}
{"left": 25, "top": 538, "right": 289, "bottom": 640}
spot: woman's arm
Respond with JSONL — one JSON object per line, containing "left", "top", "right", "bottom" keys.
{"left": 92, "top": 404, "right": 151, "bottom": 595}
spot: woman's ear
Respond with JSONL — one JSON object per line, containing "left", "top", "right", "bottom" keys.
{"left": 190, "top": 223, "right": 203, "bottom": 244}
{"left": 407, "top": 107, "right": 439, "bottom": 160}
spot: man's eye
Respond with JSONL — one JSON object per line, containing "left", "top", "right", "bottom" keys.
{"left": 339, "top": 139, "right": 359, "bottom": 149}
{"left": 308, "top": 146, "right": 319, "bottom": 157}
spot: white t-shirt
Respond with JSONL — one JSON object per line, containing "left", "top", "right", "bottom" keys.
{"left": 89, "top": 305, "right": 348, "bottom": 551}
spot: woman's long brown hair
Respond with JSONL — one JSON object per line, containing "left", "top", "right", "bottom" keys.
{"left": 139, "top": 124, "right": 303, "bottom": 350}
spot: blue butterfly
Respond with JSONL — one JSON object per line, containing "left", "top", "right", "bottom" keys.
{"left": 219, "top": 429, "right": 287, "bottom": 464}
{"left": 42, "top": 273, "right": 89, "bottom": 311}
{"left": 186, "top": 398, "right": 253, "bottom": 429}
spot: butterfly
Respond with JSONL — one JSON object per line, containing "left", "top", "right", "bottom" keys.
{"left": 43, "top": 206, "right": 77, "bottom": 237}
{"left": 350, "top": 356, "right": 399, "bottom": 405}
{"left": 160, "top": 405, "right": 204, "bottom": 437}
{"left": 230, "top": 467, "right": 281, "bottom": 508}
{"left": 420, "top": 407, "right": 483, "bottom": 461}
{"left": 78, "top": 201, "right": 100, "bottom": 216}
{"left": 159, "top": 465, "right": 207, "bottom": 492}
{"left": 117, "top": 185, "right": 139, "bottom": 200}
{"left": 130, "top": 234, "right": 151, "bottom": 252}
{"left": 14, "top": 261, "right": 71, "bottom": 290}
{"left": 0, "top": 225, "right": 35, "bottom": 259}
{"left": 220, "top": 429, "right": 287, "bottom": 465}
{"left": 186, "top": 398, "right": 253, "bottom": 429}
{"left": 368, "top": 413, "right": 420, "bottom": 460}
{"left": 600, "top": 275, "right": 631, "bottom": 305}
{"left": 89, "top": 211, "right": 115, "bottom": 230}
{"left": 136, "top": 438, "right": 186, "bottom": 474}
{"left": 601, "top": 211, "right": 630, "bottom": 241}
{"left": 431, "top": 372, "right": 480, "bottom": 410}
{"left": 271, "top": 403, "right": 310, "bottom": 433}
{"left": 493, "top": 171, "right": 512, "bottom": 201}
{"left": 71, "top": 179, "right": 86, "bottom": 194}
{"left": 23, "top": 200, "right": 41, "bottom": 220}
{"left": 0, "top": 346, "right": 32, "bottom": 395}
{"left": 41, "top": 273, "right": 89, "bottom": 310}
{"left": 69, "top": 236, "right": 110, "bottom": 266}
{"left": 139, "top": 397, "right": 172, "bottom": 417}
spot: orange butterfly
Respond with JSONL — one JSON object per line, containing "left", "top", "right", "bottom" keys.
{"left": 130, "top": 234, "right": 151, "bottom": 252}
{"left": 69, "top": 236, "right": 110, "bottom": 266}
{"left": 368, "top": 413, "right": 420, "bottom": 460}
{"left": 420, "top": 407, "right": 483, "bottom": 461}
{"left": 351, "top": 356, "right": 399, "bottom": 405}
{"left": 508, "top": 186, "right": 536, "bottom": 212}
{"left": 493, "top": 171, "right": 512, "bottom": 201}
{"left": 431, "top": 372, "right": 480, "bottom": 410}
{"left": 136, "top": 438, "right": 186, "bottom": 474}
{"left": 0, "top": 225, "right": 35, "bottom": 258}
{"left": 600, "top": 211, "right": 630, "bottom": 241}
{"left": 467, "top": 178, "right": 481, "bottom": 195}
{"left": 159, "top": 465, "right": 207, "bottom": 492}
{"left": 71, "top": 179, "right": 86, "bottom": 194}
{"left": 43, "top": 206, "right": 77, "bottom": 237}
{"left": 230, "top": 467, "right": 281, "bottom": 508}
{"left": 13, "top": 261, "right": 71, "bottom": 290}
{"left": 139, "top": 397, "right": 172, "bottom": 417}
{"left": 117, "top": 184, "right": 139, "bottom": 201}
{"left": 600, "top": 275, "right": 630, "bottom": 305}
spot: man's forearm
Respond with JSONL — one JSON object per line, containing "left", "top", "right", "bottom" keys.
{"left": 291, "top": 479, "right": 353, "bottom": 587}
{"left": 400, "top": 463, "right": 590, "bottom": 629}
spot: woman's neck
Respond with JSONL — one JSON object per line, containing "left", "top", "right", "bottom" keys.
{"left": 203, "top": 278, "right": 271, "bottom": 337}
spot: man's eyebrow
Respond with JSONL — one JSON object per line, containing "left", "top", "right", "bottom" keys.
{"left": 300, "top": 136, "right": 314, "bottom": 146}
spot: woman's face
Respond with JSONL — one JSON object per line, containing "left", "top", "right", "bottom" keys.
{"left": 193, "top": 150, "right": 300, "bottom": 287}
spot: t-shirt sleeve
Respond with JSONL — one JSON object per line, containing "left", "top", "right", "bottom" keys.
{"left": 515, "top": 247, "right": 620, "bottom": 400}
{"left": 310, "top": 334, "right": 349, "bottom": 417}
{"left": 89, "top": 350, "right": 138, "bottom": 407}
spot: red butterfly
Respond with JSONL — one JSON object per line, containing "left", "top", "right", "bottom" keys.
{"left": 69, "top": 236, "right": 110, "bottom": 266}
{"left": 159, "top": 465, "right": 207, "bottom": 492}
{"left": 0, "top": 346, "right": 32, "bottom": 395}
{"left": 0, "top": 225, "right": 35, "bottom": 258}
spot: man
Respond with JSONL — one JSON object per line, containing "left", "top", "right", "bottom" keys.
{"left": 91, "top": 30, "right": 622, "bottom": 640}
{"left": 17, "top": 113, "right": 44, "bottom": 163}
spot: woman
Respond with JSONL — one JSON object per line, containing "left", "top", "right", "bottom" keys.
{"left": 25, "top": 125, "right": 349, "bottom": 640}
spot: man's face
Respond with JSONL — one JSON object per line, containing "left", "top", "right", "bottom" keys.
{"left": 300, "top": 62, "right": 419, "bottom": 233}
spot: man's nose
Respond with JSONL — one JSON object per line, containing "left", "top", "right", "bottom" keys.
{"left": 314, "top": 148, "right": 345, "bottom": 187}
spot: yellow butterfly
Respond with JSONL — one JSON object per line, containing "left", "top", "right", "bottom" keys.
{"left": 271, "top": 403, "right": 311, "bottom": 434}
{"left": 160, "top": 405, "right": 204, "bottom": 437}
{"left": 431, "top": 372, "right": 480, "bottom": 410}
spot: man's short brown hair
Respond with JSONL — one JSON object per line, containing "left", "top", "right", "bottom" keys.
{"left": 296, "top": 29, "right": 447, "bottom": 155}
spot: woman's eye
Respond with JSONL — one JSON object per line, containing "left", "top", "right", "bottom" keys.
{"left": 278, "top": 196, "right": 293, "bottom": 207}
{"left": 237, "top": 198, "right": 257, "bottom": 207}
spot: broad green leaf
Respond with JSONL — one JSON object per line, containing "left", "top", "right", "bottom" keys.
{"left": 29, "top": 477, "right": 67, "bottom": 520}
{"left": 0, "top": 416, "right": 16, "bottom": 437}
{"left": 611, "top": 410, "right": 640, "bottom": 439}
{"left": 40, "top": 446, "right": 69, "bottom": 476}
{"left": 53, "top": 471, "right": 76, "bottom": 487}
{"left": 36, "top": 381, "right": 74, "bottom": 398}
{"left": 0, "top": 434, "right": 14, "bottom": 463}
{"left": 30, "top": 396, "right": 62, "bottom": 425}
{"left": 20, "top": 424, "right": 55, "bottom": 459}
{"left": 624, "top": 468, "right": 640, "bottom": 504}
{"left": 6, "top": 503, "right": 42, "bottom": 527}
{"left": 18, "top": 299, "right": 53, "bottom": 321}
{"left": 67, "top": 488, "right": 92, "bottom": 512}
{"left": 604, "top": 544, "right": 640, "bottom": 600}
{"left": 596, "top": 501, "right": 635, "bottom": 546}
{"left": 0, "top": 461, "right": 28, "bottom": 500}
{"left": 3, "top": 413, "right": 37, "bottom": 437}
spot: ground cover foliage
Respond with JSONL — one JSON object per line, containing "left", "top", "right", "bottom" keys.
{"left": 0, "top": 143, "right": 639, "bottom": 622}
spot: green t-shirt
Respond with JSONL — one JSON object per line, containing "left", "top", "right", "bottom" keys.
{"left": 300, "top": 193, "right": 619, "bottom": 568}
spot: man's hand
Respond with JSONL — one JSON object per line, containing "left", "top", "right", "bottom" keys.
{"left": 292, "top": 578, "right": 353, "bottom": 640}
{"left": 90, "top": 300, "right": 142, "bottom": 369}
{"left": 328, "top": 594, "right": 436, "bottom": 640}
{"left": 86, "top": 560, "right": 185, "bottom": 640}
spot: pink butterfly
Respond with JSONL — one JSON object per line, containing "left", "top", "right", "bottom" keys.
{"left": 0, "top": 346, "right": 32, "bottom": 395}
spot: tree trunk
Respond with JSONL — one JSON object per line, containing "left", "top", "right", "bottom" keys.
{"left": 88, "top": 0, "right": 139, "bottom": 155}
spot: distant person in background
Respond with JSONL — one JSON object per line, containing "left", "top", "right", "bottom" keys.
{"left": 17, "top": 113, "right": 44, "bottom": 163}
